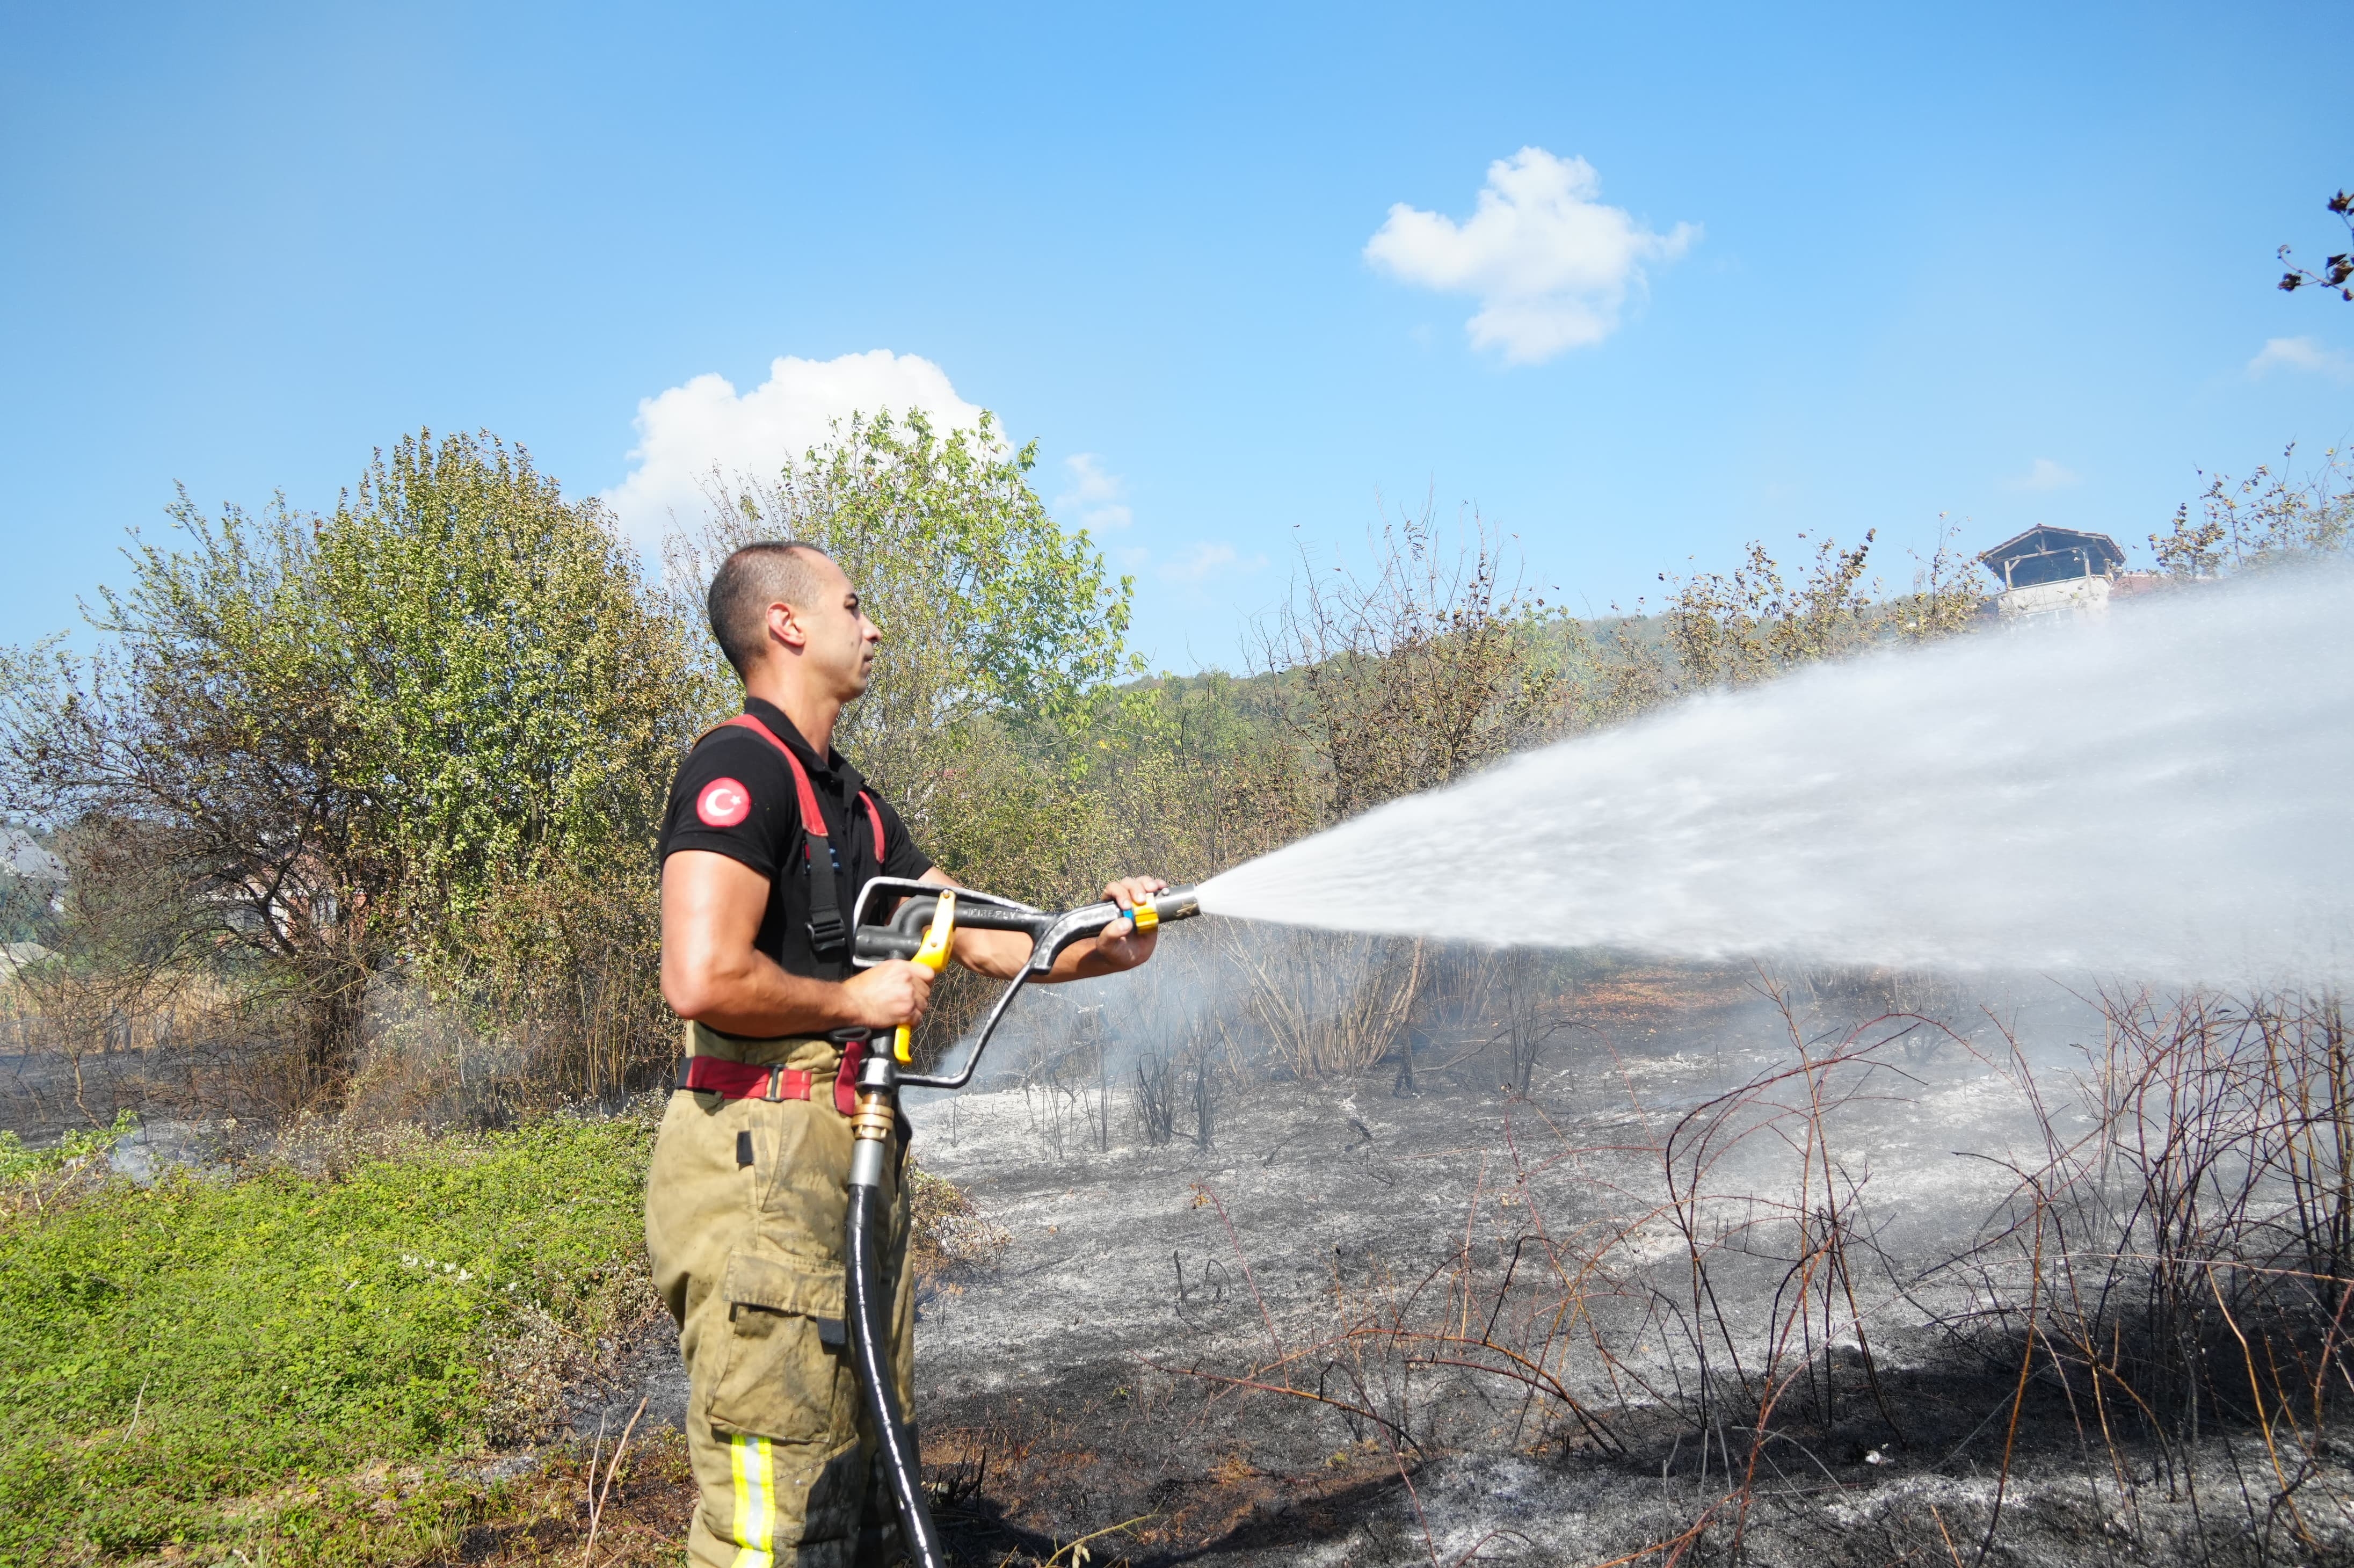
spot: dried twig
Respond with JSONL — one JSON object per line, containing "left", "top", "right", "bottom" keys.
{"left": 1195, "top": 1182, "right": 1284, "bottom": 1362}
{"left": 583, "top": 1395, "right": 647, "bottom": 1564}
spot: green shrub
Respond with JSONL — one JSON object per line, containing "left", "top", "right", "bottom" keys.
{"left": 0, "top": 1114, "right": 651, "bottom": 1563}
{"left": 0, "top": 1109, "right": 137, "bottom": 1189}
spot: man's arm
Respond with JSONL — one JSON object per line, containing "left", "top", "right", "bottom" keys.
{"left": 663, "top": 850, "right": 935, "bottom": 1035}
{"left": 921, "top": 866, "right": 1164, "bottom": 983}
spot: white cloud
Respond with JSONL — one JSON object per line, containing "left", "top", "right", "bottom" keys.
{"left": 1056, "top": 454, "right": 1133, "bottom": 531}
{"left": 1364, "top": 147, "right": 1698, "bottom": 364}
{"left": 2248, "top": 335, "right": 2354, "bottom": 383}
{"left": 2008, "top": 458, "right": 2081, "bottom": 492}
{"left": 602, "top": 350, "right": 985, "bottom": 546}
{"left": 1157, "top": 541, "right": 1268, "bottom": 584}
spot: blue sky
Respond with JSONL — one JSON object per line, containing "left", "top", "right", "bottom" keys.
{"left": 4, "top": 2, "right": 2349, "bottom": 671}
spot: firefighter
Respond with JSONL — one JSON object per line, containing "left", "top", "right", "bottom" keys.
{"left": 649, "top": 540, "right": 1164, "bottom": 1566}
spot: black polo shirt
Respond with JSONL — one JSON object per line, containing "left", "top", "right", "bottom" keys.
{"left": 658, "top": 696, "right": 934, "bottom": 981}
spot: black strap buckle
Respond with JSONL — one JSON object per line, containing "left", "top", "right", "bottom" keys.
{"left": 803, "top": 840, "right": 848, "bottom": 959}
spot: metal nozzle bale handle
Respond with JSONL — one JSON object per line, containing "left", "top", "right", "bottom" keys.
{"left": 1027, "top": 883, "right": 1199, "bottom": 968}
{"left": 846, "top": 878, "right": 1201, "bottom": 1091}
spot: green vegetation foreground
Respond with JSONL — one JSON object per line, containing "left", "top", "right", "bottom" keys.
{"left": 0, "top": 1118, "right": 652, "bottom": 1563}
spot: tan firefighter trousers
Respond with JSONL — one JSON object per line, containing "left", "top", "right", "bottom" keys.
{"left": 646, "top": 1025, "right": 916, "bottom": 1568}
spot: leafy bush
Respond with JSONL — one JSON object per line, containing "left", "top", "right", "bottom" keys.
{"left": 1585, "top": 522, "right": 1982, "bottom": 706}
{"left": 2149, "top": 442, "right": 2353, "bottom": 577}
{"left": 0, "top": 1109, "right": 137, "bottom": 1193}
{"left": 0, "top": 1114, "right": 652, "bottom": 1562}
{"left": 1259, "top": 505, "right": 1568, "bottom": 825}
{"left": 0, "top": 432, "right": 699, "bottom": 1101}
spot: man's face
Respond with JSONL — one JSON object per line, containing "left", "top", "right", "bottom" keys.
{"left": 786, "top": 553, "right": 881, "bottom": 701}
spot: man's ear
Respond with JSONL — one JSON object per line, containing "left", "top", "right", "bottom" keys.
{"left": 765, "top": 601, "right": 807, "bottom": 654}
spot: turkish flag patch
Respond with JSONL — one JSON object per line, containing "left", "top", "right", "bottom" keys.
{"left": 696, "top": 777, "right": 751, "bottom": 828}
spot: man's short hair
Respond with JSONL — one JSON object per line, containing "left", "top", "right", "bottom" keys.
{"left": 707, "top": 541, "right": 832, "bottom": 678}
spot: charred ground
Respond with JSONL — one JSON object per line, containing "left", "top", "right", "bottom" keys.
{"left": 570, "top": 956, "right": 2354, "bottom": 1566}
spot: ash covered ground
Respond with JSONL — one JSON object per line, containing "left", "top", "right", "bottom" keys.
{"left": 580, "top": 956, "right": 2354, "bottom": 1565}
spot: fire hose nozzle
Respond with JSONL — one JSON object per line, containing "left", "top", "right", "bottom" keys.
{"left": 839, "top": 875, "right": 1196, "bottom": 1568}
{"left": 1132, "top": 884, "right": 1201, "bottom": 931}
{"left": 847, "top": 874, "right": 1205, "bottom": 1093}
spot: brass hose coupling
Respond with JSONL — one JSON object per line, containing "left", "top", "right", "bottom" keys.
{"left": 846, "top": 1047, "right": 899, "bottom": 1190}
{"left": 850, "top": 1088, "right": 896, "bottom": 1143}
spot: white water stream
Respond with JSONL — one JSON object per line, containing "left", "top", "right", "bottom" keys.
{"left": 1198, "top": 568, "right": 2354, "bottom": 988}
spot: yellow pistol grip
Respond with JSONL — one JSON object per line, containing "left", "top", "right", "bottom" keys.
{"left": 893, "top": 890, "right": 956, "bottom": 1065}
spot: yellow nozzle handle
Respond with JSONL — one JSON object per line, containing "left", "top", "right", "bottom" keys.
{"left": 893, "top": 890, "right": 955, "bottom": 1064}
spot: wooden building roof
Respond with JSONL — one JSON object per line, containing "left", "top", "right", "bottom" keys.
{"left": 1976, "top": 526, "right": 2127, "bottom": 587}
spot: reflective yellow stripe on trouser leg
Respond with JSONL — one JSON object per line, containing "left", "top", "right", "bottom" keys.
{"left": 729, "top": 1433, "right": 774, "bottom": 1567}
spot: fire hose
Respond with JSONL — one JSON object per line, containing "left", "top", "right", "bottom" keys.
{"left": 840, "top": 876, "right": 1202, "bottom": 1566}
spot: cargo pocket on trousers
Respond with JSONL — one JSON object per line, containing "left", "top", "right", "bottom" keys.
{"left": 706, "top": 1250, "right": 853, "bottom": 1443}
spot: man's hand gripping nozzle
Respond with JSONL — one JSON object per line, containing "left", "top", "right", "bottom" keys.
{"left": 839, "top": 879, "right": 1198, "bottom": 1568}
{"left": 847, "top": 890, "right": 952, "bottom": 1189}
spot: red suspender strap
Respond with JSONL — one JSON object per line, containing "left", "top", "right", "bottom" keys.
{"left": 715, "top": 713, "right": 879, "bottom": 959}
{"left": 720, "top": 715, "right": 884, "bottom": 859}
{"left": 724, "top": 714, "right": 826, "bottom": 838}
{"left": 834, "top": 1037, "right": 864, "bottom": 1117}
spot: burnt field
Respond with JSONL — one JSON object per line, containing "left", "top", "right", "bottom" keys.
{"left": 573, "top": 955, "right": 2354, "bottom": 1566}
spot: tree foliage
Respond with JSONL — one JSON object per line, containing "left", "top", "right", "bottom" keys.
{"left": 677, "top": 410, "right": 1134, "bottom": 729}
{"left": 1260, "top": 506, "right": 1567, "bottom": 824}
{"left": 2278, "top": 189, "right": 2353, "bottom": 302}
{"left": 1661, "top": 532, "right": 1880, "bottom": 688}
{"left": 319, "top": 434, "right": 696, "bottom": 942}
{"left": 1656, "top": 525, "right": 1983, "bottom": 689}
{"left": 2148, "top": 444, "right": 2353, "bottom": 578}
{"left": 672, "top": 409, "right": 1147, "bottom": 911}
{"left": 0, "top": 431, "right": 696, "bottom": 1090}
{"left": 1565, "top": 523, "right": 1983, "bottom": 721}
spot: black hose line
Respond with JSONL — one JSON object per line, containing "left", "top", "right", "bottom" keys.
{"left": 845, "top": 1180, "right": 948, "bottom": 1568}
{"left": 835, "top": 880, "right": 1205, "bottom": 1563}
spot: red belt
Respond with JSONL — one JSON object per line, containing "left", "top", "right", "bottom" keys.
{"left": 676, "top": 1039, "right": 865, "bottom": 1116}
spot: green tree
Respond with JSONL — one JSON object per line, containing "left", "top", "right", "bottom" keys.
{"left": 0, "top": 431, "right": 697, "bottom": 1094}
{"left": 318, "top": 433, "right": 696, "bottom": 947}
{"left": 681, "top": 410, "right": 1132, "bottom": 710}
{"left": 674, "top": 409, "right": 1138, "bottom": 890}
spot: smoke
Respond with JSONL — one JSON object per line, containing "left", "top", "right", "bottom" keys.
{"left": 1201, "top": 567, "right": 2354, "bottom": 989}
